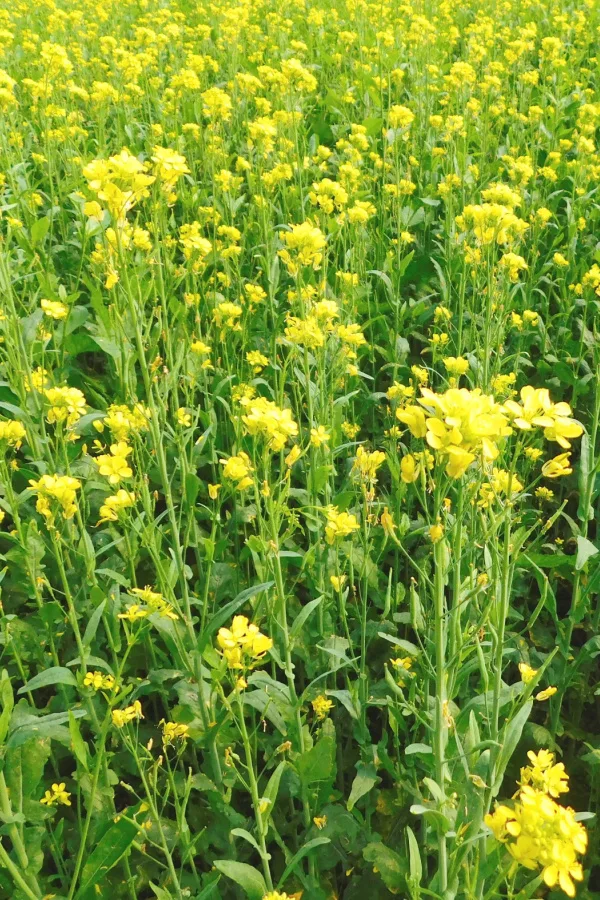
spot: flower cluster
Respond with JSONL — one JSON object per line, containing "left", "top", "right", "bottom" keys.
{"left": 29, "top": 474, "right": 81, "bottom": 521}
{"left": 217, "top": 615, "right": 273, "bottom": 670}
{"left": 485, "top": 752, "right": 587, "bottom": 897}
{"left": 112, "top": 700, "right": 143, "bottom": 728}
{"left": 241, "top": 397, "right": 298, "bottom": 452}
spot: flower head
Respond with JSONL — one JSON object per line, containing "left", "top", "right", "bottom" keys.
{"left": 217, "top": 616, "right": 272, "bottom": 670}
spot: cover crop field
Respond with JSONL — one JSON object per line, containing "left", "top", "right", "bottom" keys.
{"left": 0, "top": 0, "right": 599, "bottom": 897}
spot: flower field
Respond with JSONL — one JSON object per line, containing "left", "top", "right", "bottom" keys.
{"left": 0, "top": 0, "right": 600, "bottom": 896}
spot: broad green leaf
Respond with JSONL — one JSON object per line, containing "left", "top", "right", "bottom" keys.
{"left": 405, "top": 743, "right": 433, "bottom": 755}
{"left": 347, "top": 762, "right": 379, "bottom": 811}
{"left": 575, "top": 536, "right": 598, "bottom": 571}
{"left": 5, "top": 734, "right": 52, "bottom": 823}
{"left": 7, "top": 708, "right": 87, "bottom": 748}
{"left": 297, "top": 720, "right": 336, "bottom": 786}
{"left": 363, "top": 841, "right": 408, "bottom": 893}
{"left": 75, "top": 813, "right": 139, "bottom": 898}
{"left": 212, "top": 860, "right": 266, "bottom": 900}
{"left": 18, "top": 667, "right": 77, "bottom": 695}
{"left": 290, "top": 595, "right": 323, "bottom": 638}
{"left": 30, "top": 216, "right": 50, "bottom": 246}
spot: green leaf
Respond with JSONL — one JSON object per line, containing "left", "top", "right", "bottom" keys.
{"left": 69, "top": 711, "right": 89, "bottom": 771}
{"left": 405, "top": 743, "right": 433, "bottom": 755}
{"left": 277, "top": 837, "right": 330, "bottom": 888}
{"left": 363, "top": 841, "right": 407, "bottom": 893}
{"left": 291, "top": 595, "right": 323, "bottom": 638}
{"left": 325, "top": 688, "right": 359, "bottom": 719}
{"left": 7, "top": 708, "right": 87, "bottom": 748}
{"left": 75, "top": 812, "right": 139, "bottom": 898}
{"left": 30, "top": 216, "right": 50, "bottom": 246}
{"left": 184, "top": 472, "right": 201, "bottom": 506}
{"left": 297, "top": 720, "right": 336, "bottom": 786}
{"left": 261, "top": 761, "right": 286, "bottom": 827}
{"left": 150, "top": 884, "right": 175, "bottom": 900}
{"left": 231, "top": 828, "right": 263, "bottom": 856}
{"left": 212, "top": 860, "right": 266, "bottom": 900}
{"left": 243, "top": 690, "right": 287, "bottom": 734}
{"left": 17, "top": 667, "right": 77, "bottom": 695}
{"left": 5, "top": 734, "right": 52, "bottom": 813}
{"left": 347, "top": 762, "right": 379, "bottom": 810}
{"left": 575, "top": 536, "right": 598, "bottom": 571}
{"left": 492, "top": 699, "right": 533, "bottom": 795}
{"left": 0, "top": 671, "right": 14, "bottom": 746}
{"left": 82, "top": 600, "right": 106, "bottom": 649}
{"left": 406, "top": 826, "right": 422, "bottom": 888}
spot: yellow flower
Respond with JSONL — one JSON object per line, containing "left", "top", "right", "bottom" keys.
{"left": 284, "top": 315, "right": 325, "bottom": 349}
{"left": 518, "top": 662, "right": 538, "bottom": 684}
{"left": 499, "top": 252, "right": 528, "bottom": 282}
{"left": 95, "top": 442, "right": 133, "bottom": 484}
{"left": 279, "top": 221, "right": 326, "bottom": 274}
{"left": 391, "top": 656, "right": 412, "bottom": 670}
{"left": 443, "top": 356, "right": 470, "bottom": 377}
{"left": 536, "top": 686, "right": 558, "bottom": 701}
{"left": 151, "top": 146, "right": 189, "bottom": 190}
{"left": 102, "top": 404, "right": 150, "bottom": 441}
{"left": 176, "top": 408, "right": 192, "bottom": 427}
{"left": 98, "top": 489, "right": 135, "bottom": 525}
{"left": 117, "top": 604, "right": 149, "bottom": 622}
{"left": 520, "top": 750, "right": 569, "bottom": 798}
{"left": 0, "top": 419, "right": 26, "bottom": 448}
{"left": 310, "top": 425, "right": 331, "bottom": 447}
{"left": 313, "top": 815, "right": 328, "bottom": 830}
{"left": 400, "top": 453, "right": 420, "bottom": 483}
{"left": 429, "top": 523, "right": 444, "bottom": 543}
{"left": 84, "top": 671, "right": 116, "bottom": 691}
{"left": 380, "top": 507, "right": 396, "bottom": 535}
{"left": 208, "top": 483, "right": 221, "bottom": 500}
{"left": 112, "top": 701, "right": 143, "bottom": 728}
{"left": 542, "top": 453, "right": 572, "bottom": 478}
{"left": 242, "top": 398, "right": 298, "bottom": 452}
{"left": 330, "top": 574, "right": 347, "bottom": 591}
{"left": 352, "top": 446, "right": 385, "bottom": 483}
{"left": 40, "top": 783, "right": 71, "bottom": 807}
{"left": 285, "top": 445, "right": 302, "bottom": 467}
{"left": 247, "top": 350, "right": 269, "bottom": 373}
{"left": 342, "top": 422, "right": 360, "bottom": 439}
{"left": 29, "top": 474, "right": 81, "bottom": 521}
{"left": 478, "top": 469, "right": 523, "bottom": 508}
{"left": 311, "top": 695, "right": 333, "bottom": 720}
{"left": 220, "top": 452, "right": 254, "bottom": 490}
{"left": 396, "top": 405, "right": 427, "bottom": 438}
{"left": 324, "top": 506, "right": 360, "bottom": 544}
{"left": 217, "top": 616, "right": 273, "bottom": 670}
{"left": 44, "top": 386, "right": 87, "bottom": 428}
{"left": 161, "top": 720, "right": 190, "bottom": 746}
{"left": 486, "top": 768, "right": 587, "bottom": 899}
{"left": 504, "top": 386, "right": 583, "bottom": 447}
{"left": 41, "top": 298, "right": 68, "bottom": 319}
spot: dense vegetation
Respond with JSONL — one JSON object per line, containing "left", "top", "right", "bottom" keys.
{"left": 0, "top": 0, "right": 599, "bottom": 897}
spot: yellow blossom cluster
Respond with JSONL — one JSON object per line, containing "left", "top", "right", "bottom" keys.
{"left": 486, "top": 752, "right": 587, "bottom": 897}
{"left": 217, "top": 615, "right": 273, "bottom": 670}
